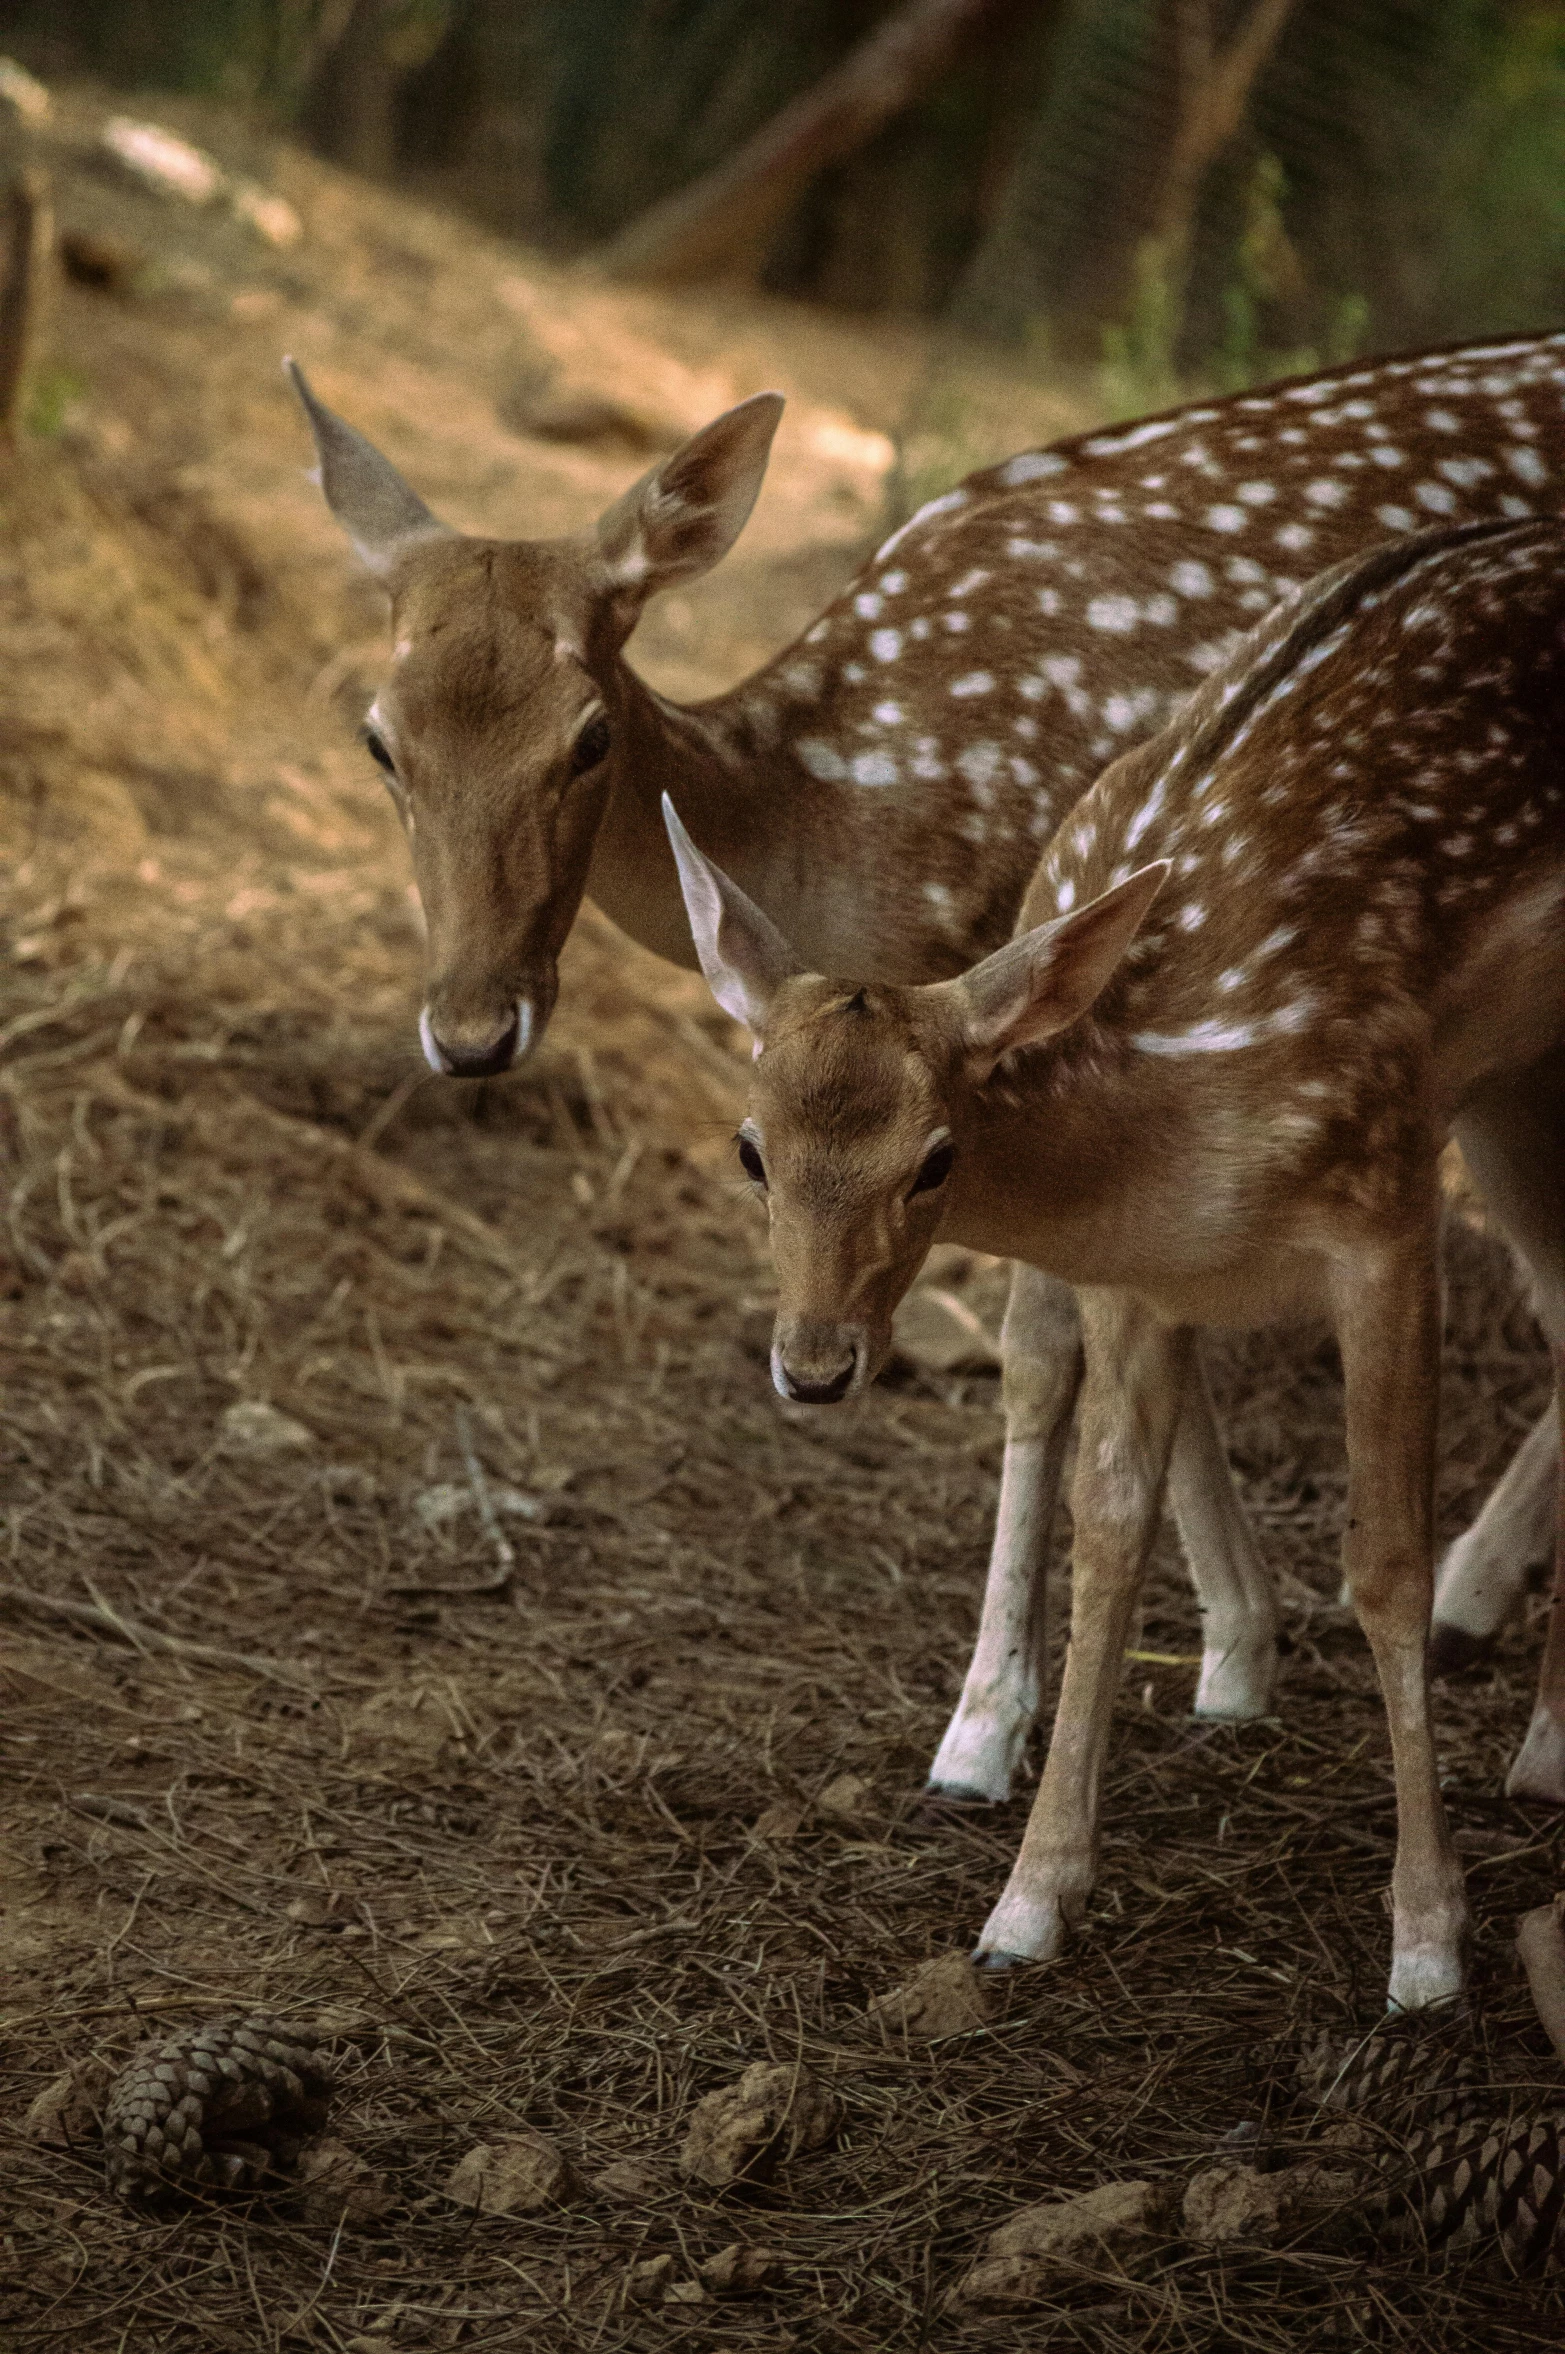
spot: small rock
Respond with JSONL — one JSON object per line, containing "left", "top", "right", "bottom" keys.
{"left": 311, "top": 2007, "right": 380, "bottom": 2046}
{"left": 221, "top": 1400, "right": 314, "bottom": 1456}
{"left": 700, "top": 2243, "right": 787, "bottom": 2296}
{"left": 627, "top": 2253, "right": 675, "bottom": 2305}
{"left": 1182, "top": 2160, "right": 1357, "bottom": 2247}
{"left": 285, "top": 1889, "right": 339, "bottom": 1926}
{"left": 665, "top": 2280, "right": 706, "bottom": 2305}
{"left": 445, "top": 2132, "right": 581, "bottom": 2214}
{"left": 0, "top": 58, "right": 51, "bottom": 123}
{"left": 681, "top": 2063, "right": 840, "bottom": 2188}
{"left": 413, "top": 1480, "right": 548, "bottom": 1530}
{"left": 815, "top": 1773, "right": 871, "bottom": 1824}
{"left": 321, "top": 1463, "right": 376, "bottom": 1505}
{"left": 231, "top": 182, "right": 302, "bottom": 247}
{"left": 297, "top": 2138, "right": 393, "bottom": 2227}
{"left": 24, "top": 2058, "right": 113, "bottom": 2148}
{"left": 989, "top": 2178, "right": 1162, "bottom": 2266}
{"left": 101, "top": 118, "right": 225, "bottom": 205}
{"left": 593, "top": 2158, "right": 662, "bottom": 2199}
{"left": 956, "top": 2179, "right": 1170, "bottom": 2305}
{"left": 750, "top": 1802, "right": 804, "bottom": 1843}
{"left": 868, "top": 1953, "right": 992, "bottom": 2042}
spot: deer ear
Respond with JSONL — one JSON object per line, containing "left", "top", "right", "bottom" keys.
{"left": 663, "top": 794, "right": 801, "bottom": 1038}
{"left": 953, "top": 863, "right": 1171, "bottom": 1077}
{"left": 286, "top": 359, "right": 453, "bottom": 579}
{"left": 596, "top": 393, "right": 784, "bottom": 605}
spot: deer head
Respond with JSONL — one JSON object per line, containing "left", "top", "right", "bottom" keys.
{"left": 288, "top": 361, "right": 784, "bottom": 1075}
{"left": 664, "top": 797, "right": 1166, "bottom": 1401}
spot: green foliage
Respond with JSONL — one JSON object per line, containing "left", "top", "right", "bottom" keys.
{"left": 1433, "top": 4, "right": 1565, "bottom": 334}
{"left": 1099, "top": 156, "right": 1370, "bottom": 421}
{"left": 884, "top": 369, "right": 999, "bottom": 530}
{"left": 24, "top": 364, "right": 86, "bottom": 440}
{"left": 1099, "top": 235, "right": 1186, "bottom": 422}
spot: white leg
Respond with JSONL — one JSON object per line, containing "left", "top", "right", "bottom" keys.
{"left": 1167, "top": 1348, "right": 1280, "bottom": 1718}
{"left": 975, "top": 1297, "right": 1189, "bottom": 1965}
{"left": 1429, "top": 1400, "right": 1558, "bottom": 1669}
{"left": 927, "top": 1267, "right": 1079, "bottom": 1802}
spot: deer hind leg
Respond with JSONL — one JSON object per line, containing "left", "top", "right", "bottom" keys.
{"left": 1430, "top": 1397, "right": 1558, "bottom": 1670}
{"left": 974, "top": 1297, "right": 1190, "bottom": 1967}
{"left": 1332, "top": 1219, "right": 1469, "bottom": 2012}
{"left": 1453, "top": 1062, "right": 1565, "bottom": 1804}
{"left": 1167, "top": 1345, "right": 1280, "bottom": 1719}
{"left": 927, "top": 1266, "right": 1082, "bottom": 1803}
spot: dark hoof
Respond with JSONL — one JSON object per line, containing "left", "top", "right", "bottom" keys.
{"left": 1428, "top": 1621, "right": 1495, "bottom": 1676}
{"left": 971, "top": 1946, "right": 1035, "bottom": 1975}
{"left": 922, "top": 1781, "right": 1003, "bottom": 1809}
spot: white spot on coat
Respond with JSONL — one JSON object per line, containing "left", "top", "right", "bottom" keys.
{"left": 998, "top": 451, "right": 1068, "bottom": 485}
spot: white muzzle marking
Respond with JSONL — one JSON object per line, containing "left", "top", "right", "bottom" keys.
{"left": 419, "top": 998, "right": 535, "bottom": 1076}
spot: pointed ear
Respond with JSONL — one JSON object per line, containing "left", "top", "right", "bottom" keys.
{"left": 286, "top": 358, "right": 453, "bottom": 579}
{"left": 954, "top": 863, "right": 1171, "bottom": 1077}
{"left": 595, "top": 393, "right": 783, "bottom": 606}
{"left": 662, "top": 794, "right": 801, "bottom": 1037}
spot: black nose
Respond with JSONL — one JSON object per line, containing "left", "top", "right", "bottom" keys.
{"left": 782, "top": 1360, "right": 855, "bottom": 1405}
{"left": 432, "top": 1017, "right": 518, "bottom": 1079}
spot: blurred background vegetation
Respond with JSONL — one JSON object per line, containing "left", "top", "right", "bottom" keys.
{"left": 5, "top": 1, "right": 1565, "bottom": 418}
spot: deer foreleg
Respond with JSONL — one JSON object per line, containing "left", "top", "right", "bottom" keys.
{"left": 1166, "top": 1346, "right": 1280, "bottom": 1719}
{"left": 973, "top": 1297, "right": 1190, "bottom": 1967}
{"left": 927, "top": 1266, "right": 1081, "bottom": 1802}
{"left": 1429, "top": 1401, "right": 1558, "bottom": 1670}
{"left": 1332, "top": 1227, "right": 1469, "bottom": 2012}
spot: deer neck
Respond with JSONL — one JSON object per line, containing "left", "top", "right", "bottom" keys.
{"left": 584, "top": 662, "right": 790, "bottom": 971}
{"left": 947, "top": 1038, "right": 1204, "bottom": 1294}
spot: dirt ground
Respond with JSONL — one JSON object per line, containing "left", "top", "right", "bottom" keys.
{"left": 1, "top": 84, "right": 1561, "bottom": 2354}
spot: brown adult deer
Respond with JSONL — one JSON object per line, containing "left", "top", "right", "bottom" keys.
{"left": 665, "top": 513, "right": 1565, "bottom": 2010}
{"left": 290, "top": 335, "right": 1565, "bottom": 1798}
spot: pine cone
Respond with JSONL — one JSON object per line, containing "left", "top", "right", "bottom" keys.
{"left": 1298, "top": 2016, "right": 1483, "bottom": 2133}
{"left": 103, "top": 2015, "right": 332, "bottom": 2199}
{"left": 1393, "top": 2107, "right": 1565, "bottom": 2271}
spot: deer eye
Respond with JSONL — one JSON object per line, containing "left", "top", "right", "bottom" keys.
{"left": 909, "top": 1139, "right": 954, "bottom": 1196}
{"left": 362, "top": 726, "right": 396, "bottom": 778}
{"left": 570, "top": 712, "right": 612, "bottom": 775}
{"left": 737, "top": 1135, "right": 767, "bottom": 1187}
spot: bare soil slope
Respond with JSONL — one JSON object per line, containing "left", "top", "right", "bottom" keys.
{"left": 0, "top": 85, "right": 1559, "bottom": 2353}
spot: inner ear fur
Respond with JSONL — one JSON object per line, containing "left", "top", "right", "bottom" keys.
{"left": 662, "top": 793, "right": 801, "bottom": 1036}
{"left": 286, "top": 358, "right": 452, "bottom": 579}
{"left": 595, "top": 393, "right": 784, "bottom": 602}
{"left": 956, "top": 862, "right": 1171, "bottom": 1072}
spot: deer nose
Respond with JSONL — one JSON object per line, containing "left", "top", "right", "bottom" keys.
{"left": 775, "top": 1348, "right": 858, "bottom": 1405}
{"left": 420, "top": 1003, "right": 524, "bottom": 1078}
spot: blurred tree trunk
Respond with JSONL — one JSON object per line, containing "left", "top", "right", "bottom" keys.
{"left": 954, "top": 0, "right": 1295, "bottom": 352}
{"left": 594, "top": 0, "right": 1009, "bottom": 285}
{"left": 0, "top": 170, "right": 51, "bottom": 445}
{"left": 320, "top": 0, "right": 401, "bottom": 178}
{"left": 1148, "top": 0, "right": 1297, "bottom": 266}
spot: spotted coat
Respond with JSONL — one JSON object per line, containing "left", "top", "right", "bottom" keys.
{"left": 710, "top": 331, "right": 1565, "bottom": 983}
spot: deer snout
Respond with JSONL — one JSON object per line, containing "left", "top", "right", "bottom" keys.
{"left": 771, "top": 1324, "right": 867, "bottom": 1406}
{"left": 419, "top": 997, "right": 535, "bottom": 1079}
